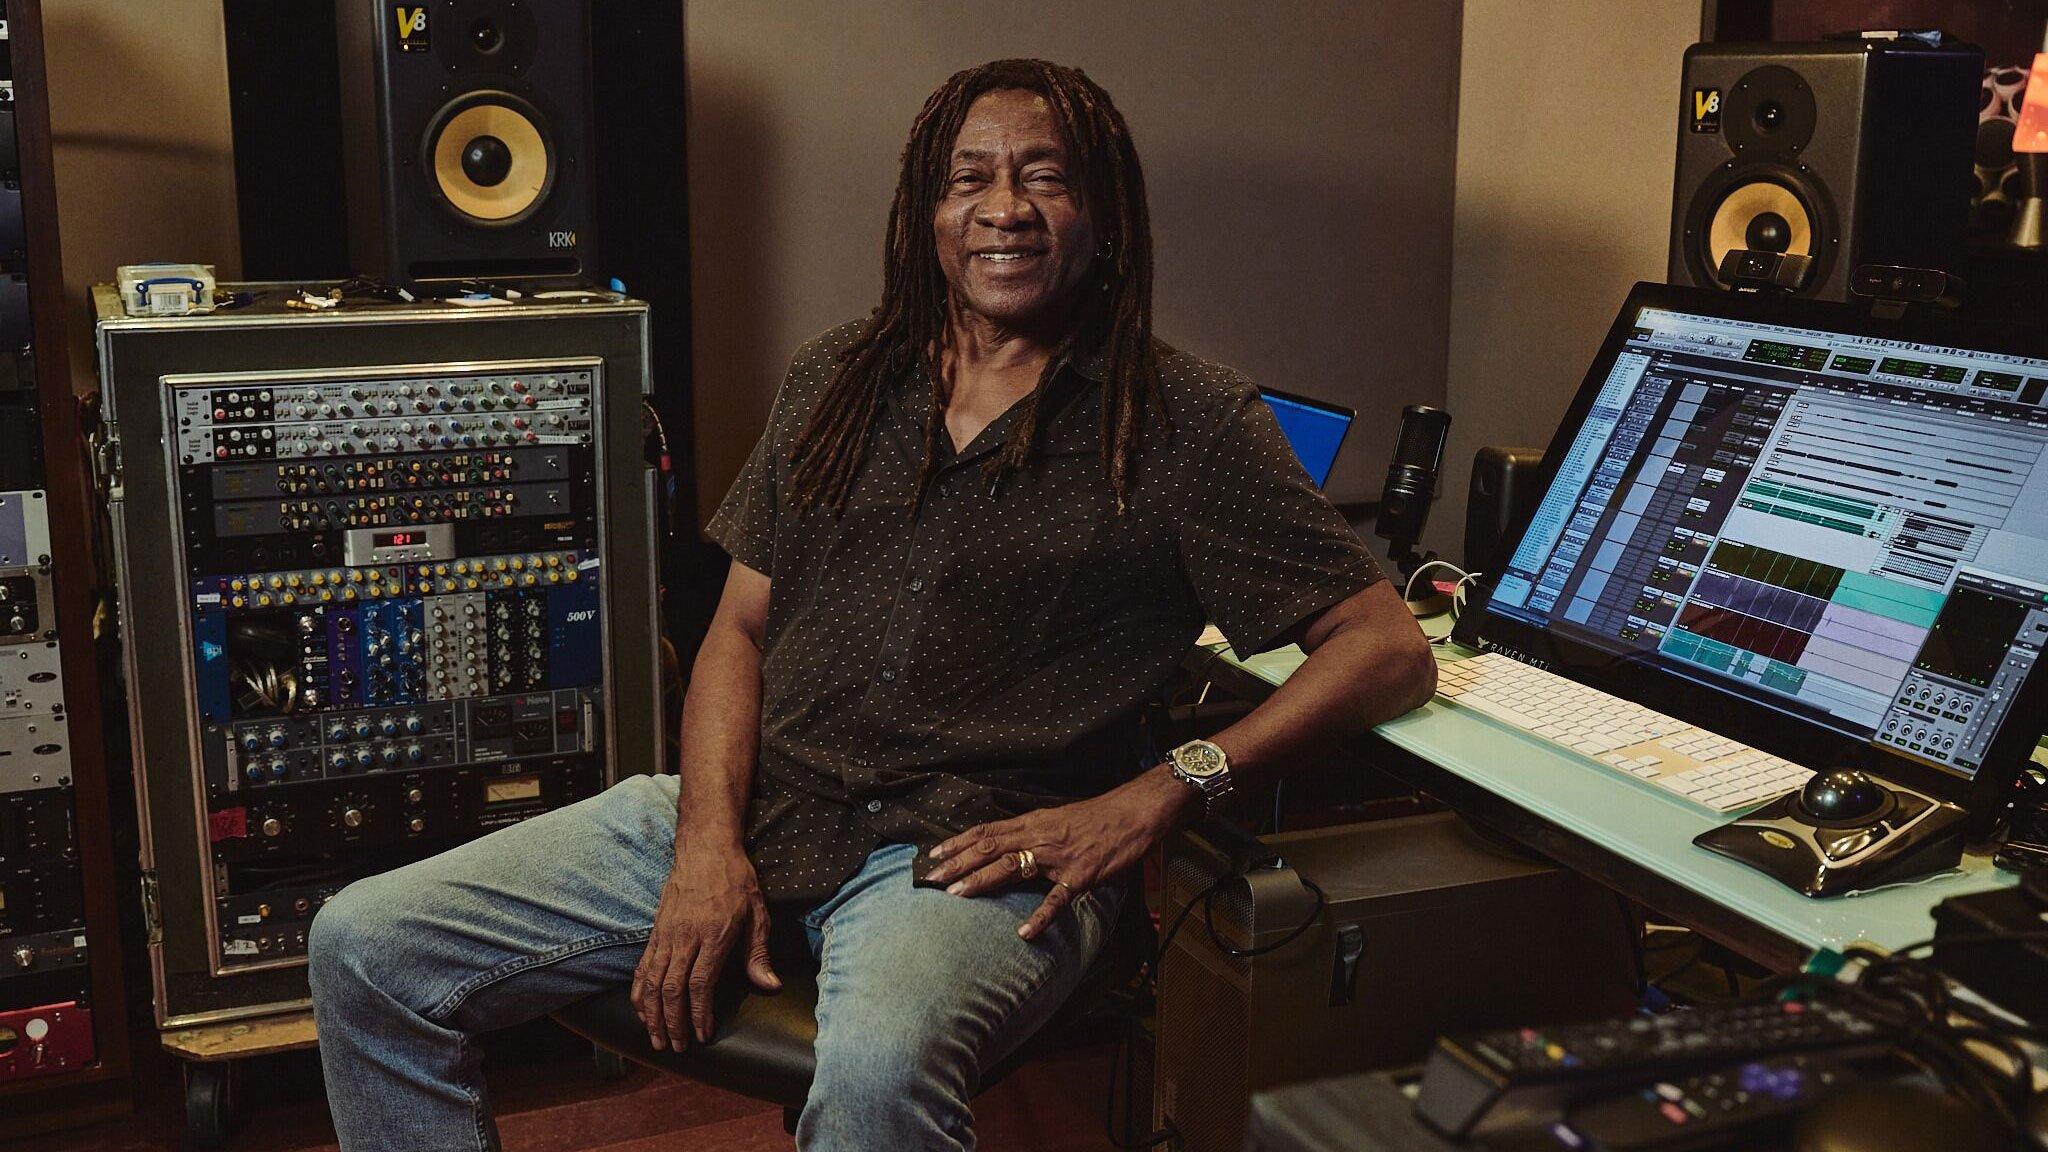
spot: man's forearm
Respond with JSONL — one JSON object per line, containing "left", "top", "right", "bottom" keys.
{"left": 1160, "top": 581, "right": 1437, "bottom": 813}
{"left": 1209, "top": 613, "right": 1434, "bottom": 786}
{"left": 928, "top": 585, "right": 1436, "bottom": 925}
{"left": 673, "top": 618, "right": 765, "bottom": 857}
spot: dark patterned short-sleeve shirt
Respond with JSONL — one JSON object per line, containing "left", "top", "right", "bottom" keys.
{"left": 708, "top": 320, "right": 1384, "bottom": 905}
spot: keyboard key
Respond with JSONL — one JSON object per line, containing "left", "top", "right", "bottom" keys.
{"left": 1430, "top": 653, "right": 1813, "bottom": 812}
{"left": 1460, "top": 697, "right": 1545, "bottom": 729}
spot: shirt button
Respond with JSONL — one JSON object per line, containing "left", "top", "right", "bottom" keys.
{"left": 908, "top": 578, "right": 925, "bottom": 594}
{"left": 880, "top": 667, "right": 897, "bottom": 682}
{"left": 865, "top": 799, "right": 883, "bottom": 814}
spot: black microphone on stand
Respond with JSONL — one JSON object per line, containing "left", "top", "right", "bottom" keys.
{"left": 1373, "top": 405, "right": 1452, "bottom": 615}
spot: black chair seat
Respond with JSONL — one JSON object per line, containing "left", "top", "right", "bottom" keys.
{"left": 555, "top": 969, "right": 822, "bottom": 1108}
{"left": 554, "top": 894, "right": 1152, "bottom": 1111}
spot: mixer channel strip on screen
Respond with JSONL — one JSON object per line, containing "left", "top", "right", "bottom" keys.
{"left": 1488, "top": 305, "right": 2048, "bottom": 787}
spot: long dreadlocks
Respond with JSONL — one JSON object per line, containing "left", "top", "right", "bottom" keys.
{"left": 785, "top": 58, "right": 1161, "bottom": 516}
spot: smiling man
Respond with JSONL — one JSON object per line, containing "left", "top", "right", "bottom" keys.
{"left": 307, "top": 59, "right": 1434, "bottom": 1151}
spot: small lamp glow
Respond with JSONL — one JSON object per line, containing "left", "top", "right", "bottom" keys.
{"left": 2009, "top": 53, "right": 2048, "bottom": 247}
{"left": 2014, "top": 53, "right": 2048, "bottom": 153}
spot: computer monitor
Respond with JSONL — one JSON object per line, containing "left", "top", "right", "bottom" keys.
{"left": 1259, "top": 387, "right": 1354, "bottom": 488}
{"left": 1455, "top": 283, "right": 2048, "bottom": 807}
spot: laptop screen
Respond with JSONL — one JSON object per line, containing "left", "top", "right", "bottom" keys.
{"left": 1259, "top": 388, "right": 1354, "bottom": 488}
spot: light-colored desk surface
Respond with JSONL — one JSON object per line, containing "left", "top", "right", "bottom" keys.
{"left": 1203, "top": 621, "right": 2027, "bottom": 961}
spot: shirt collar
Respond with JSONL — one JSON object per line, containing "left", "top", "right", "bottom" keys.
{"left": 885, "top": 343, "right": 1104, "bottom": 470}
{"left": 1062, "top": 338, "right": 1109, "bottom": 385}
{"left": 893, "top": 333, "right": 1108, "bottom": 403}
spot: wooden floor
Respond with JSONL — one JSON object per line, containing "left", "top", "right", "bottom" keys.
{"left": 27, "top": 1025, "right": 1119, "bottom": 1152}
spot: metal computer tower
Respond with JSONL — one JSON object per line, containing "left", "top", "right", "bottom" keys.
{"left": 94, "top": 286, "right": 661, "bottom": 1028}
{"left": 1154, "top": 814, "right": 1639, "bottom": 1152}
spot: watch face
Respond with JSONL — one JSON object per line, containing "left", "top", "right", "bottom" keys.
{"left": 1176, "top": 742, "right": 1225, "bottom": 779}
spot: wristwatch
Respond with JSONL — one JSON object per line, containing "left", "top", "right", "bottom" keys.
{"left": 1167, "top": 739, "right": 1235, "bottom": 817}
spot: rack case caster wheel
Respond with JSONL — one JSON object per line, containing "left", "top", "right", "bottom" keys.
{"left": 593, "top": 1043, "right": 630, "bottom": 1081}
{"left": 185, "top": 1060, "right": 238, "bottom": 1147}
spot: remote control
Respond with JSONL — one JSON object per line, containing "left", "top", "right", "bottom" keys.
{"left": 1562, "top": 1053, "right": 1857, "bottom": 1150}
{"left": 1414, "top": 998, "right": 1886, "bottom": 1137}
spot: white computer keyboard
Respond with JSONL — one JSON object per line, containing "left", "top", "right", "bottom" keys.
{"left": 1434, "top": 651, "right": 1813, "bottom": 813}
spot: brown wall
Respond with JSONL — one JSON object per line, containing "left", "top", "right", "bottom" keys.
{"left": 25, "top": 0, "right": 1703, "bottom": 578}
{"left": 41, "top": 0, "right": 244, "bottom": 396}
{"left": 685, "top": 0, "right": 1465, "bottom": 521}
{"left": 1433, "top": 0, "right": 1701, "bottom": 562}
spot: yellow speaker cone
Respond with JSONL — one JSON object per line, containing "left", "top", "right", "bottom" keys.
{"left": 1706, "top": 180, "right": 1813, "bottom": 277}
{"left": 431, "top": 101, "right": 551, "bottom": 222}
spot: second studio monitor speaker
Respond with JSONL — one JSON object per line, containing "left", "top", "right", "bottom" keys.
{"left": 338, "top": 0, "right": 596, "bottom": 287}
{"left": 1669, "top": 40, "right": 1981, "bottom": 300}
{"left": 1464, "top": 445, "right": 1546, "bottom": 584}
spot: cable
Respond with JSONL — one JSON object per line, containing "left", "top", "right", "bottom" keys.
{"left": 1204, "top": 877, "right": 1328, "bottom": 959}
{"left": 1408, "top": 561, "right": 1482, "bottom": 642}
{"left": 1154, "top": 873, "right": 1228, "bottom": 970}
{"left": 641, "top": 398, "right": 678, "bottom": 536}
{"left": 1103, "top": 1017, "right": 1175, "bottom": 1149}
{"left": 1104, "top": 861, "right": 1331, "bottom": 1149}
{"left": 328, "top": 275, "right": 417, "bottom": 304}
{"left": 1785, "top": 930, "right": 2048, "bottom": 1150}
{"left": 1169, "top": 643, "right": 1232, "bottom": 709}
{"left": 230, "top": 662, "right": 299, "bottom": 715}
{"left": 1451, "top": 570, "right": 1481, "bottom": 619}
{"left": 1642, "top": 923, "right": 1696, "bottom": 954}
{"left": 1403, "top": 559, "right": 1468, "bottom": 604}
{"left": 1613, "top": 893, "right": 1647, "bottom": 999}
{"left": 1101, "top": 870, "right": 1236, "bottom": 1149}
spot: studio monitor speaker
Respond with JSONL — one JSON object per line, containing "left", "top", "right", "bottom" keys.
{"left": 337, "top": 0, "right": 596, "bottom": 286}
{"left": 1669, "top": 40, "right": 1981, "bottom": 300}
{"left": 1465, "top": 445, "right": 1545, "bottom": 583}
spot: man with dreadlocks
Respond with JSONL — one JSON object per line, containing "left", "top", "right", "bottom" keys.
{"left": 308, "top": 59, "right": 1433, "bottom": 1150}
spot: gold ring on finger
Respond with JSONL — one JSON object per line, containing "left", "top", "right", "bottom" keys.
{"left": 1015, "top": 848, "right": 1039, "bottom": 879}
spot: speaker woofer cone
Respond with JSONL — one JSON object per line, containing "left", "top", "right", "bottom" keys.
{"left": 424, "top": 92, "right": 554, "bottom": 225}
{"left": 1709, "top": 181, "right": 1811, "bottom": 267}
{"left": 1681, "top": 162, "right": 1837, "bottom": 293}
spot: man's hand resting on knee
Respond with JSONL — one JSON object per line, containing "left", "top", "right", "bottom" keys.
{"left": 631, "top": 848, "right": 781, "bottom": 1051}
{"left": 926, "top": 766, "right": 1196, "bottom": 941}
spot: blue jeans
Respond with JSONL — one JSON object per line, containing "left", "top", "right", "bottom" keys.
{"left": 307, "top": 773, "right": 1122, "bottom": 1151}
